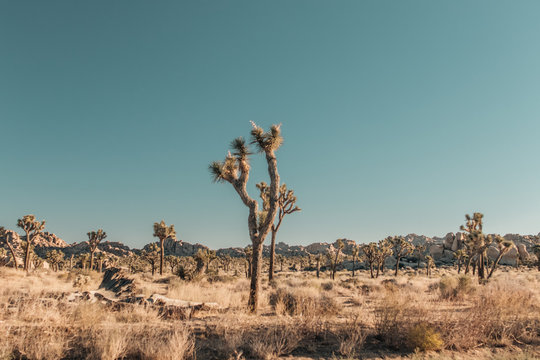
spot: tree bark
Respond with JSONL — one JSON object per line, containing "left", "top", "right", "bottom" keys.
{"left": 89, "top": 250, "right": 95, "bottom": 271}
{"left": 248, "top": 241, "right": 264, "bottom": 313}
{"left": 5, "top": 233, "right": 18, "bottom": 269}
{"left": 24, "top": 231, "right": 31, "bottom": 271}
{"left": 394, "top": 256, "right": 400, "bottom": 276}
{"left": 159, "top": 239, "right": 164, "bottom": 275}
{"left": 269, "top": 228, "right": 276, "bottom": 281}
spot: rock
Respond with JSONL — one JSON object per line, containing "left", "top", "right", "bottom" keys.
{"left": 517, "top": 244, "right": 530, "bottom": 262}
{"left": 487, "top": 246, "right": 518, "bottom": 266}
{"left": 99, "top": 268, "right": 137, "bottom": 297}
{"left": 429, "top": 244, "right": 444, "bottom": 260}
{"left": 443, "top": 233, "right": 454, "bottom": 249}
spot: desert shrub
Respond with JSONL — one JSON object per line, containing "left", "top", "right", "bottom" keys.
{"left": 244, "top": 324, "right": 301, "bottom": 360}
{"left": 269, "top": 287, "right": 339, "bottom": 317}
{"left": 129, "top": 325, "right": 195, "bottom": 360}
{"left": 336, "top": 317, "right": 368, "bottom": 357}
{"left": 406, "top": 322, "right": 444, "bottom": 351}
{"left": 321, "top": 281, "right": 334, "bottom": 291}
{"left": 439, "top": 275, "right": 474, "bottom": 300}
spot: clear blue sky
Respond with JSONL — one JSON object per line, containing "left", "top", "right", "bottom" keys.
{"left": 1, "top": 1, "right": 539, "bottom": 249}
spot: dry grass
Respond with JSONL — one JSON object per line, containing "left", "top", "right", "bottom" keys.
{"left": 0, "top": 266, "right": 539, "bottom": 359}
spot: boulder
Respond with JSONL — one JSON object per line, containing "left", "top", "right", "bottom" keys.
{"left": 429, "top": 244, "right": 444, "bottom": 260}
{"left": 443, "top": 233, "right": 454, "bottom": 249}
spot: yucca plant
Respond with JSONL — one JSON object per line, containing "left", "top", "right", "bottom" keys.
{"left": 209, "top": 122, "right": 283, "bottom": 313}
{"left": 376, "top": 238, "right": 392, "bottom": 276}
{"left": 389, "top": 236, "right": 414, "bottom": 276}
{"left": 0, "top": 227, "right": 19, "bottom": 269}
{"left": 17, "top": 215, "right": 46, "bottom": 271}
{"left": 425, "top": 255, "right": 434, "bottom": 276}
{"left": 87, "top": 229, "right": 107, "bottom": 271}
{"left": 153, "top": 220, "right": 176, "bottom": 275}
{"left": 460, "top": 213, "right": 492, "bottom": 281}
{"left": 166, "top": 255, "right": 181, "bottom": 274}
{"left": 453, "top": 249, "right": 467, "bottom": 274}
{"left": 351, "top": 244, "right": 359, "bottom": 277}
{"left": 142, "top": 243, "right": 160, "bottom": 275}
{"left": 361, "top": 242, "right": 379, "bottom": 278}
{"left": 257, "top": 182, "right": 300, "bottom": 281}
{"left": 45, "top": 250, "right": 65, "bottom": 272}
{"left": 487, "top": 236, "right": 514, "bottom": 279}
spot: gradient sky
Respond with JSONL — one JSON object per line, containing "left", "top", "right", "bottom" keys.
{"left": 1, "top": 1, "right": 539, "bottom": 249}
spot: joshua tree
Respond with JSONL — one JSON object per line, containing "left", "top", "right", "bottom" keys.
{"left": 389, "top": 236, "right": 414, "bottom": 276}
{"left": 95, "top": 252, "right": 106, "bottom": 273}
{"left": 46, "top": 250, "right": 64, "bottom": 271}
{"left": 142, "top": 243, "right": 160, "bottom": 275}
{"left": 460, "top": 213, "right": 492, "bottom": 281}
{"left": 362, "top": 243, "right": 379, "bottom": 278}
{"left": 327, "top": 239, "right": 344, "bottom": 280}
{"left": 17, "top": 215, "right": 46, "bottom": 271}
{"left": 79, "top": 253, "right": 91, "bottom": 270}
{"left": 315, "top": 253, "right": 322, "bottom": 278}
{"left": 487, "top": 236, "right": 514, "bottom": 279}
{"left": 257, "top": 182, "right": 300, "bottom": 281}
{"left": 209, "top": 122, "right": 283, "bottom": 313}
{"left": 414, "top": 244, "right": 427, "bottom": 270}
{"left": 376, "top": 238, "right": 392, "bottom": 276}
{"left": 32, "top": 252, "right": 44, "bottom": 269}
{"left": 87, "top": 229, "right": 107, "bottom": 271}
{"left": 351, "top": 244, "right": 359, "bottom": 277}
{"left": 166, "top": 255, "right": 181, "bottom": 274}
{"left": 0, "top": 227, "right": 19, "bottom": 269}
{"left": 153, "top": 220, "right": 176, "bottom": 276}
{"left": 453, "top": 249, "right": 467, "bottom": 274}
{"left": 276, "top": 254, "right": 285, "bottom": 272}
{"left": 425, "top": 255, "right": 434, "bottom": 276}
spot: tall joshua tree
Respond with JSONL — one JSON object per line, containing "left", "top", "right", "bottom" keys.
{"left": 460, "top": 213, "right": 492, "bottom": 281}
{"left": 17, "top": 215, "right": 46, "bottom": 271}
{"left": 327, "top": 239, "right": 344, "bottom": 280}
{"left": 0, "top": 227, "right": 19, "bottom": 269}
{"left": 209, "top": 122, "right": 282, "bottom": 313}
{"left": 362, "top": 243, "right": 379, "bottom": 278}
{"left": 389, "top": 236, "right": 413, "bottom": 276}
{"left": 257, "top": 182, "right": 300, "bottom": 281}
{"left": 87, "top": 229, "right": 107, "bottom": 271}
{"left": 153, "top": 220, "right": 176, "bottom": 276}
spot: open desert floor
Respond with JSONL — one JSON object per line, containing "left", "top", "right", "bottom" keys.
{"left": 1, "top": 266, "right": 539, "bottom": 360}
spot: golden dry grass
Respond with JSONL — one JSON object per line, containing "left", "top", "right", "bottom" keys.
{"left": 0, "top": 266, "right": 539, "bottom": 359}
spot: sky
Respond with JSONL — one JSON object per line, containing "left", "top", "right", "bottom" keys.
{"left": 1, "top": 1, "right": 539, "bottom": 249}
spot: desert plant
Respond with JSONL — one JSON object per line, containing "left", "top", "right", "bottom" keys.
{"left": 87, "top": 229, "right": 107, "bottom": 271}
{"left": 45, "top": 250, "right": 64, "bottom": 271}
{"left": 17, "top": 215, "right": 46, "bottom": 271}
{"left": 350, "top": 244, "right": 359, "bottom": 277}
{"left": 460, "top": 213, "right": 492, "bottom": 281}
{"left": 257, "top": 182, "right": 300, "bottom": 281}
{"left": 361, "top": 242, "right": 378, "bottom": 278}
{"left": 425, "top": 255, "right": 434, "bottom": 276}
{"left": 414, "top": 244, "right": 426, "bottom": 270}
{"left": 407, "top": 322, "right": 444, "bottom": 351}
{"left": 389, "top": 236, "right": 413, "bottom": 276}
{"left": 487, "top": 236, "right": 514, "bottom": 279}
{"left": 0, "top": 226, "right": 19, "bottom": 269}
{"left": 454, "top": 249, "right": 467, "bottom": 274}
{"left": 209, "top": 122, "right": 283, "bottom": 312}
{"left": 327, "top": 239, "right": 344, "bottom": 280}
{"left": 376, "top": 238, "right": 392, "bottom": 276}
{"left": 153, "top": 220, "right": 176, "bottom": 276}
{"left": 142, "top": 243, "right": 160, "bottom": 276}
{"left": 166, "top": 255, "right": 181, "bottom": 274}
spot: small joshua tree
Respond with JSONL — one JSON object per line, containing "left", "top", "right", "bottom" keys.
{"left": 17, "top": 215, "right": 46, "bottom": 271}
{"left": 454, "top": 249, "right": 467, "bottom": 274}
{"left": 153, "top": 220, "right": 176, "bottom": 276}
{"left": 487, "top": 236, "right": 514, "bottom": 279}
{"left": 362, "top": 242, "right": 379, "bottom": 278}
{"left": 327, "top": 239, "right": 344, "bottom": 280}
{"left": 257, "top": 182, "right": 300, "bottom": 281}
{"left": 351, "top": 244, "right": 359, "bottom": 277}
{"left": 460, "top": 213, "right": 492, "bottom": 281}
{"left": 389, "top": 236, "right": 414, "bottom": 276}
{"left": 0, "top": 227, "right": 19, "bottom": 269}
{"left": 87, "top": 229, "right": 107, "bottom": 271}
{"left": 376, "top": 238, "right": 392, "bottom": 276}
{"left": 142, "top": 243, "right": 160, "bottom": 275}
{"left": 32, "top": 251, "right": 44, "bottom": 270}
{"left": 414, "top": 244, "right": 427, "bottom": 271}
{"left": 166, "top": 255, "right": 181, "bottom": 274}
{"left": 46, "top": 250, "right": 64, "bottom": 272}
{"left": 210, "top": 122, "right": 283, "bottom": 313}
{"left": 95, "top": 252, "right": 106, "bottom": 273}
{"left": 425, "top": 255, "right": 434, "bottom": 276}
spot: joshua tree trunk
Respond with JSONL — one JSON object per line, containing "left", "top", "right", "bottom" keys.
{"left": 316, "top": 258, "right": 320, "bottom": 278}
{"left": 269, "top": 229, "right": 277, "bottom": 281}
{"left": 23, "top": 231, "right": 31, "bottom": 271}
{"left": 248, "top": 241, "right": 264, "bottom": 312}
{"left": 457, "top": 260, "right": 462, "bottom": 274}
{"left": 89, "top": 250, "right": 95, "bottom": 271}
{"left": 352, "top": 258, "right": 356, "bottom": 277}
{"left": 99, "top": 259, "right": 103, "bottom": 273}
{"left": 369, "top": 263, "right": 374, "bottom": 278}
{"left": 488, "top": 253, "right": 504, "bottom": 279}
{"left": 160, "top": 239, "right": 164, "bottom": 275}
{"left": 5, "top": 234, "right": 18, "bottom": 269}
{"left": 394, "top": 256, "right": 401, "bottom": 276}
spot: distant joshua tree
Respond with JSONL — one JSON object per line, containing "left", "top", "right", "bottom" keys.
{"left": 315, "top": 253, "right": 322, "bottom": 278}
{"left": 257, "top": 182, "right": 300, "bottom": 281}
{"left": 17, "top": 215, "right": 46, "bottom": 271}
{"left": 389, "top": 236, "right": 414, "bottom": 276}
{"left": 414, "top": 244, "right": 427, "bottom": 271}
{"left": 460, "top": 213, "right": 493, "bottom": 281}
{"left": 46, "top": 250, "right": 64, "bottom": 272}
{"left": 142, "top": 243, "right": 160, "bottom": 276}
{"left": 425, "top": 255, "right": 434, "bottom": 276}
{"left": 153, "top": 220, "right": 176, "bottom": 276}
{"left": 453, "top": 249, "right": 467, "bottom": 274}
{"left": 376, "top": 239, "right": 392, "bottom": 277}
{"left": 487, "top": 236, "right": 514, "bottom": 279}
{"left": 327, "top": 239, "right": 344, "bottom": 280}
{"left": 87, "top": 229, "right": 107, "bottom": 271}
{"left": 351, "top": 244, "right": 359, "bottom": 277}
{"left": 209, "top": 122, "right": 283, "bottom": 313}
{"left": 362, "top": 243, "right": 379, "bottom": 278}
{"left": 95, "top": 252, "right": 106, "bottom": 273}
{"left": 0, "top": 227, "right": 19, "bottom": 269}
{"left": 166, "top": 255, "right": 181, "bottom": 274}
